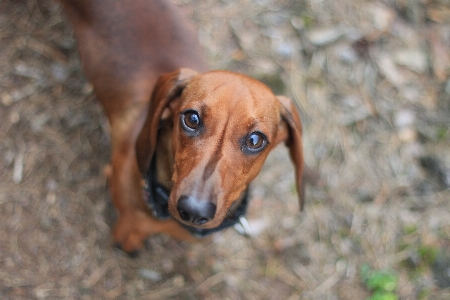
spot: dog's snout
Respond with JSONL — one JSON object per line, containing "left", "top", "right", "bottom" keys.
{"left": 177, "top": 196, "right": 216, "bottom": 225}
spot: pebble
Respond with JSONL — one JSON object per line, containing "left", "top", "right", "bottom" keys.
{"left": 376, "top": 54, "right": 406, "bottom": 87}
{"left": 305, "top": 27, "right": 345, "bottom": 46}
{"left": 139, "top": 269, "right": 162, "bottom": 282}
{"left": 394, "top": 110, "right": 416, "bottom": 128}
{"left": 394, "top": 48, "right": 428, "bottom": 74}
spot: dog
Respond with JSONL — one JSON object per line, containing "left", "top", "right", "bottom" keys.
{"left": 58, "top": 0, "right": 305, "bottom": 254}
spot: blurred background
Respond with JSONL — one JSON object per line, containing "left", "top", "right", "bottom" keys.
{"left": 1, "top": 0, "right": 449, "bottom": 299}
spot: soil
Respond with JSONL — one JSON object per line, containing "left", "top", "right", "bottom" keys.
{"left": 1, "top": 0, "right": 449, "bottom": 299}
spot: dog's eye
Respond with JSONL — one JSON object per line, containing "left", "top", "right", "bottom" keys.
{"left": 247, "top": 133, "right": 264, "bottom": 148}
{"left": 184, "top": 111, "right": 200, "bottom": 129}
{"left": 243, "top": 131, "right": 267, "bottom": 153}
{"left": 181, "top": 110, "right": 202, "bottom": 135}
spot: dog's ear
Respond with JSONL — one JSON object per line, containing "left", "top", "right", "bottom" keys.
{"left": 136, "top": 68, "right": 198, "bottom": 172}
{"left": 276, "top": 96, "right": 305, "bottom": 211}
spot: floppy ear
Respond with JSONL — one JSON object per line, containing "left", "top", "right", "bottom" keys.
{"left": 276, "top": 96, "right": 305, "bottom": 211}
{"left": 136, "top": 68, "right": 198, "bottom": 172}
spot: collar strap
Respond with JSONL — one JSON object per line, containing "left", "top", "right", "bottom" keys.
{"left": 143, "top": 155, "right": 250, "bottom": 237}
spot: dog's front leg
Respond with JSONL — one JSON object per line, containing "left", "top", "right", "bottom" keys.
{"left": 104, "top": 93, "right": 195, "bottom": 254}
{"left": 100, "top": 91, "right": 156, "bottom": 253}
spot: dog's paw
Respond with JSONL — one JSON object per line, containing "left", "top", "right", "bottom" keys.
{"left": 112, "top": 211, "right": 151, "bottom": 255}
{"left": 114, "top": 242, "right": 140, "bottom": 258}
{"left": 112, "top": 211, "right": 198, "bottom": 255}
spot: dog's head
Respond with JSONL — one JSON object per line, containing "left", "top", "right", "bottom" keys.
{"left": 141, "top": 69, "right": 304, "bottom": 229}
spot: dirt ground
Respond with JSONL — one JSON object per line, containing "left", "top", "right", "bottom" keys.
{"left": 1, "top": 0, "right": 450, "bottom": 299}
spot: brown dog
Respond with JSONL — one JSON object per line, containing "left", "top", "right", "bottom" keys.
{"left": 59, "top": 0, "right": 304, "bottom": 254}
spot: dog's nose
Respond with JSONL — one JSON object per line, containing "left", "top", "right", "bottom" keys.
{"left": 177, "top": 196, "right": 216, "bottom": 225}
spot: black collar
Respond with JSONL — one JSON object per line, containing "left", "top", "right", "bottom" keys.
{"left": 143, "top": 155, "right": 250, "bottom": 237}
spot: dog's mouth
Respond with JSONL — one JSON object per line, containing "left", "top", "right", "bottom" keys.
{"left": 143, "top": 155, "right": 250, "bottom": 237}
{"left": 175, "top": 192, "right": 249, "bottom": 237}
{"left": 144, "top": 179, "right": 250, "bottom": 237}
{"left": 181, "top": 190, "right": 249, "bottom": 237}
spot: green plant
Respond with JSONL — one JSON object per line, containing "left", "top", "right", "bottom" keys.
{"left": 361, "top": 264, "right": 399, "bottom": 300}
{"left": 437, "top": 127, "right": 448, "bottom": 141}
{"left": 418, "top": 245, "right": 439, "bottom": 265}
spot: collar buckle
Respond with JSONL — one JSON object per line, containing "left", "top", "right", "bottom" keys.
{"left": 234, "top": 216, "right": 253, "bottom": 237}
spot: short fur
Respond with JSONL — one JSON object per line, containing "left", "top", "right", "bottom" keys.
{"left": 59, "top": 0, "right": 304, "bottom": 254}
